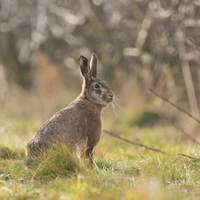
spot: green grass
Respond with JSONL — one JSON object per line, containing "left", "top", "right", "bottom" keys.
{"left": 0, "top": 117, "right": 200, "bottom": 200}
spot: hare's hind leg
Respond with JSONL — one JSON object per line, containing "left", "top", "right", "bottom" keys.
{"left": 75, "top": 139, "right": 88, "bottom": 160}
{"left": 75, "top": 138, "right": 94, "bottom": 164}
{"left": 24, "top": 145, "right": 40, "bottom": 169}
{"left": 24, "top": 148, "right": 32, "bottom": 169}
{"left": 86, "top": 145, "right": 94, "bottom": 164}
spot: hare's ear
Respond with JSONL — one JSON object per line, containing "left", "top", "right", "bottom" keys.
{"left": 89, "top": 53, "right": 97, "bottom": 78}
{"left": 80, "top": 55, "right": 89, "bottom": 78}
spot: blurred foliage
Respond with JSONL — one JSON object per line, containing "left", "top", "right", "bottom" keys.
{"left": 1, "top": 0, "right": 200, "bottom": 115}
{"left": 0, "top": 146, "right": 24, "bottom": 159}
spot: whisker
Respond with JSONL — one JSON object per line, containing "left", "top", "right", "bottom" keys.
{"left": 111, "top": 102, "right": 119, "bottom": 117}
{"left": 113, "top": 100, "right": 121, "bottom": 109}
{"left": 114, "top": 96, "right": 120, "bottom": 102}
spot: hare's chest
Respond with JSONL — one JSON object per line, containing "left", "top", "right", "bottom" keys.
{"left": 85, "top": 117, "right": 101, "bottom": 145}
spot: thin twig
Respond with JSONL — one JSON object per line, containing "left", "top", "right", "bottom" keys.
{"left": 162, "top": 115, "right": 200, "bottom": 145}
{"left": 103, "top": 130, "right": 168, "bottom": 154}
{"left": 148, "top": 88, "right": 200, "bottom": 124}
{"left": 103, "top": 130, "right": 199, "bottom": 160}
{"left": 177, "top": 153, "right": 198, "bottom": 160}
{"left": 149, "top": 88, "right": 200, "bottom": 145}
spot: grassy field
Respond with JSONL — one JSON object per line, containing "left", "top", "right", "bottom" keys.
{"left": 0, "top": 114, "right": 200, "bottom": 200}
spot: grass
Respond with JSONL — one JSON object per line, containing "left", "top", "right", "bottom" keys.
{"left": 0, "top": 115, "right": 200, "bottom": 200}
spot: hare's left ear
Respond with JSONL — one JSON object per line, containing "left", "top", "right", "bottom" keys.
{"left": 80, "top": 55, "right": 89, "bottom": 78}
{"left": 89, "top": 53, "right": 97, "bottom": 78}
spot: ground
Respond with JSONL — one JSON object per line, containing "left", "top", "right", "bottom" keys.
{"left": 0, "top": 116, "right": 200, "bottom": 200}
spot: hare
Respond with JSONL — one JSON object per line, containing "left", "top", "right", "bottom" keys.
{"left": 25, "top": 53, "right": 115, "bottom": 167}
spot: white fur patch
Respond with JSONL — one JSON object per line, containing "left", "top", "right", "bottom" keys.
{"left": 76, "top": 139, "right": 87, "bottom": 159}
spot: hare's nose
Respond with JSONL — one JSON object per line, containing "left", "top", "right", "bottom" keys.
{"left": 108, "top": 93, "right": 115, "bottom": 102}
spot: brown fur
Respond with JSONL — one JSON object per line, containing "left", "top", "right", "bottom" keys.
{"left": 25, "top": 53, "right": 115, "bottom": 167}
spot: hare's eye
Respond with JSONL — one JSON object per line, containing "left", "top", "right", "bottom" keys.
{"left": 94, "top": 83, "right": 100, "bottom": 89}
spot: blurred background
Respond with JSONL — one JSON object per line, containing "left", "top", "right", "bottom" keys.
{"left": 0, "top": 0, "right": 200, "bottom": 122}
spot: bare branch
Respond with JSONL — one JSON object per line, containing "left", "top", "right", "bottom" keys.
{"left": 103, "top": 130, "right": 167, "bottom": 154}
{"left": 149, "top": 88, "right": 200, "bottom": 124}
{"left": 103, "top": 130, "right": 199, "bottom": 160}
{"left": 162, "top": 115, "right": 200, "bottom": 145}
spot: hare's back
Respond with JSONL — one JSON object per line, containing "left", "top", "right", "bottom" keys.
{"left": 32, "top": 106, "right": 87, "bottom": 145}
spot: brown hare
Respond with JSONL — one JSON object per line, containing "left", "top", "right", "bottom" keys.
{"left": 25, "top": 53, "right": 115, "bottom": 167}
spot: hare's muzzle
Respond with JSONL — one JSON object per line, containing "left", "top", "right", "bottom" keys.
{"left": 107, "top": 93, "right": 115, "bottom": 103}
